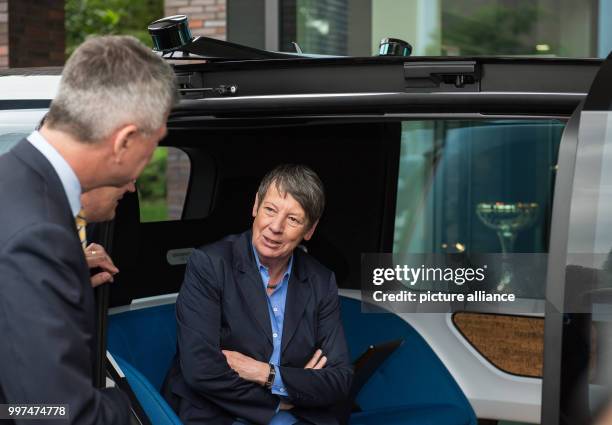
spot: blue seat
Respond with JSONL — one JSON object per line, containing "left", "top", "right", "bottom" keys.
{"left": 107, "top": 297, "right": 475, "bottom": 425}
{"left": 107, "top": 304, "right": 181, "bottom": 425}
{"left": 114, "top": 356, "right": 182, "bottom": 425}
{"left": 340, "top": 297, "right": 476, "bottom": 425}
{"left": 350, "top": 405, "right": 472, "bottom": 425}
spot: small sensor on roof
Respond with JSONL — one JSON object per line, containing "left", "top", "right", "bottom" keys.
{"left": 378, "top": 38, "right": 412, "bottom": 57}
{"left": 148, "top": 15, "right": 194, "bottom": 53}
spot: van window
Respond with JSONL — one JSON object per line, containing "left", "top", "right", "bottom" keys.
{"left": 0, "top": 109, "right": 47, "bottom": 154}
{"left": 137, "top": 146, "right": 191, "bottom": 222}
{"left": 394, "top": 120, "right": 564, "bottom": 298}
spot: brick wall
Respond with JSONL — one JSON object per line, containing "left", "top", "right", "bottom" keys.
{"left": 166, "top": 148, "right": 191, "bottom": 220}
{"left": 0, "top": 0, "right": 8, "bottom": 68}
{"left": 0, "top": 0, "right": 64, "bottom": 69}
{"left": 8, "top": 0, "right": 65, "bottom": 68}
{"left": 165, "top": 0, "right": 227, "bottom": 40}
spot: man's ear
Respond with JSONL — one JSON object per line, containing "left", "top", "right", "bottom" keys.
{"left": 252, "top": 193, "right": 259, "bottom": 218}
{"left": 303, "top": 220, "right": 319, "bottom": 241}
{"left": 110, "top": 124, "right": 138, "bottom": 164}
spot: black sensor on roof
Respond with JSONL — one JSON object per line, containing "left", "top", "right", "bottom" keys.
{"left": 148, "top": 15, "right": 194, "bottom": 52}
{"left": 378, "top": 38, "right": 412, "bottom": 57}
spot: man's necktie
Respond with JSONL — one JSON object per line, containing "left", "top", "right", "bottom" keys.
{"left": 75, "top": 209, "right": 87, "bottom": 249}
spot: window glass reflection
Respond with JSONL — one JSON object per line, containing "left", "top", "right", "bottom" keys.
{"left": 280, "top": 0, "right": 603, "bottom": 57}
{"left": 394, "top": 120, "right": 564, "bottom": 297}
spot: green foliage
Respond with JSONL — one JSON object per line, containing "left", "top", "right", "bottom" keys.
{"left": 140, "top": 200, "right": 168, "bottom": 222}
{"left": 65, "top": 0, "right": 164, "bottom": 56}
{"left": 442, "top": 2, "right": 552, "bottom": 56}
{"left": 138, "top": 147, "right": 167, "bottom": 200}
{"left": 138, "top": 147, "right": 168, "bottom": 222}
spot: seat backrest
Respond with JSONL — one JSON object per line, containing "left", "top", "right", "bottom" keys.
{"left": 107, "top": 303, "right": 177, "bottom": 391}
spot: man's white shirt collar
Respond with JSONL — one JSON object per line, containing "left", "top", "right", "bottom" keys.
{"left": 27, "top": 131, "right": 82, "bottom": 217}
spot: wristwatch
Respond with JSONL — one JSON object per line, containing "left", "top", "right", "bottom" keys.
{"left": 265, "top": 363, "right": 275, "bottom": 389}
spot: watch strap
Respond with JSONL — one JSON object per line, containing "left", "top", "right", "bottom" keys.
{"left": 265, "top": 363, "right": 275, "bottom": 389}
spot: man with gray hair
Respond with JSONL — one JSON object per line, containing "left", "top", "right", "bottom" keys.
{"left": 0, "top": 35, "right": 177, "bottom": 424}
{"left": 163, "top": 164, "right": 353, "bottom": 425}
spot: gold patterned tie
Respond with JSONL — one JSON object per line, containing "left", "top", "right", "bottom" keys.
{"left": 75, "top": 209, "right": 87, "bottom": 249}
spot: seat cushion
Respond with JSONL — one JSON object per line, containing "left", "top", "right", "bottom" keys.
{"left": 115, "top": 356, "right": 183, "bottom": 425}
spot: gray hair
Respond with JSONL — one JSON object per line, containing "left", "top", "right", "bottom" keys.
{"left": 257, "top": 164, "right": 325, "bottom": 228}
{"left": 46, "top": 35, "right": 178, "bottom": 143}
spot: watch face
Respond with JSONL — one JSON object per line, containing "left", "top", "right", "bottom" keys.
{"left": 266, "top": 364, "right": 275, "bottom": 389}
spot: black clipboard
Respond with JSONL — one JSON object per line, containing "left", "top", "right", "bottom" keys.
{"left": 335, "top": 339, "right": 404, "bottom": 424}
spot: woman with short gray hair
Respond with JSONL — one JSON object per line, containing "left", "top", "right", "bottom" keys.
{"left": 257, "top": 163, "right": 326, "bottom": 228}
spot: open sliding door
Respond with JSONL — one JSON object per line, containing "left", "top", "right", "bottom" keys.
{"left": 543, "top": 52, "right": 612, "bottom": 425}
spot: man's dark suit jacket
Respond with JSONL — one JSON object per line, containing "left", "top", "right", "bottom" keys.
{"left": 163, "top": 230, "right": 353, "bottom": 425}
{"left": 0, "top": 140, "right": 130, "bottom": 424}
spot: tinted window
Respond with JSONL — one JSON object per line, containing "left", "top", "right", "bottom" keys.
{"left": 394, "top": 120, "right": 564, "bottom": 295}
{"left": 138, "top": 147, "right": 191, "bottom": 223}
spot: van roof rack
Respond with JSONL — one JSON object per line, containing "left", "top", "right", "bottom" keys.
{"left": 164, "top": 35, "right": 305, "bottom": 61}
{"left": 149, "top": 15, "right": 305, "bottom": 61}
